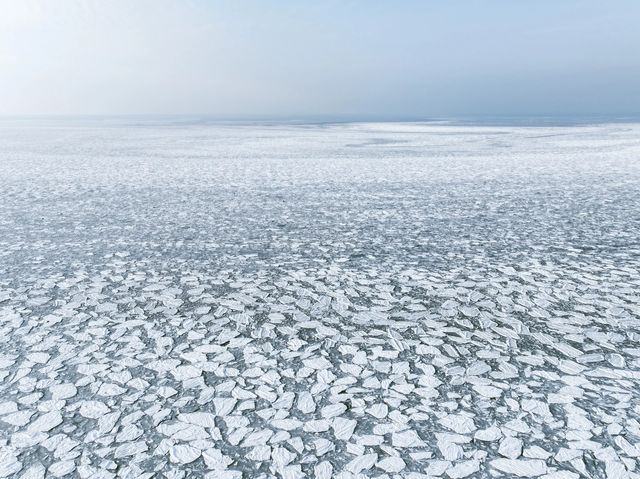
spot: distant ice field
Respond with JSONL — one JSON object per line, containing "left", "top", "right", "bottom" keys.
{"left": 0, "top": 121, "right": 639, "bottom": 478}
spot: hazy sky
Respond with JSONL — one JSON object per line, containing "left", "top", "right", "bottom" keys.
{"left": 1, "top": 0, "right": 639, "bottom": 118}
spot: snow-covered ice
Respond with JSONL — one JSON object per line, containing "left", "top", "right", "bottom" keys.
{"left": 1, "top": 119, "right": 640, "bottom": 477}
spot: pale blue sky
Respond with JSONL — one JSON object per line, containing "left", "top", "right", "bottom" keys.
{"left": 1, "top": 0, "right": 639, "bottom": 118}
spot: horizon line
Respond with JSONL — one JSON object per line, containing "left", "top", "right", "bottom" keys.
{"left": 2, "top": 113, "right": 640, "bottom": 128}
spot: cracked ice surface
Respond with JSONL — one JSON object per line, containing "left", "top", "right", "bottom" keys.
{"left": 1, "top": 119, "right": 640, "bottom": 478}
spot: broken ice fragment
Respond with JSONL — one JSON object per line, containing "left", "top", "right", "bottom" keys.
{"left": 376, "top": 456, "right": 406, "bottom": 473}
{"left": 490, "top": 459, "right": 548, "bottom": 477}
{"left": 392, "top": 430, "right": 426, "bottom": 448}
{"left": 27, "top": 411, "right": 62, "bottom": 433}
{"left": 345, "top": 453, "right": 377, "bottom": 475}
{"left": 332, "top": 417, "right": 357, "bottom": 441}
{"left": 170, "top": 444, "right": 201, "bottom": 464}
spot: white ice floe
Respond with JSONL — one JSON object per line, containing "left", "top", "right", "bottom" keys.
{"left": 498, "top": 437, "right": 523, "bottom": 459}
{"left": 27, "top": 411, "right": 62, "bottom": 433}
{"left": 169, "top": 444, "right": 201, "bottom": 464}
{"left": 447, "top": 460, "right": 480, "bottom": 478}
{"left": 490, "top": 458, "right": 548, "bottom": 477}
{"left": 332, "top": 417, "right": 357, "bottom": 441}
{"left": 439, "top": 414, "right": 476, "bottom": 434}
{"left": 78, "top": 401, "right": 110, "bottom": 419}
{"left": 392, "top": 430, "right": 427, "bottom": 448}
{"left": 376, "top": 456, "right": 406, "bottom": 473}
{"left": 345, "top": 453, "right": 378, "bottom": 475}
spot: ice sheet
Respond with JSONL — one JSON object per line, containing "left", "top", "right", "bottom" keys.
{"left": 0, "top": 120, "right": 639, "bottom": 477}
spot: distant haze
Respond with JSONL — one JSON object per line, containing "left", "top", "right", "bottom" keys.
{"left": 1, "top": 0, "right": 639, "bottom": 119}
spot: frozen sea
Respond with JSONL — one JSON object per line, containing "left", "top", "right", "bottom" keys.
{"left": 0, "top": 119, "right": 640, "bottom": 478}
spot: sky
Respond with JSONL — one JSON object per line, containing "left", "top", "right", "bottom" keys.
{"left": 1, "top": 0, "right": 639, "bottom": 119}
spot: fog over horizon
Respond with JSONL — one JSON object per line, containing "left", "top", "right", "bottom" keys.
{"left": 1, "top": 0, "right": 639, "bottom": 119}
